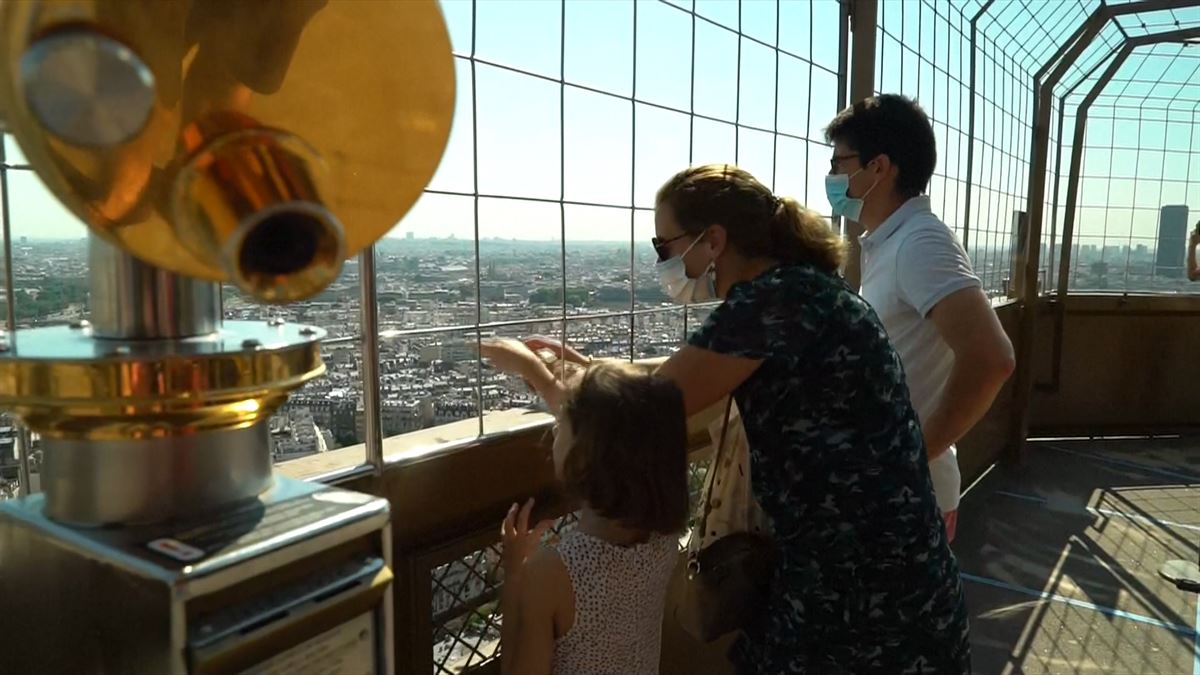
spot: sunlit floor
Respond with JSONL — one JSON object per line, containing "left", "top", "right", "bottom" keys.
{"left": 957, "top": 436, "right": 1200, "bottom": 674}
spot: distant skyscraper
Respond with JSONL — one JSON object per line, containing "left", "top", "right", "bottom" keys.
{"left": 1155, "top": 205, "right": 1189, "bottom": 278}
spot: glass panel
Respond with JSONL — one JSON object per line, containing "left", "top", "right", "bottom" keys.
{"left": 633, "top": 307, "right": 688, "bottom": 359}
{"left": 633, "top": 105, "right": 691, "bottom": 209}
{"left": 777, "top": 55, "right": 811, "bottom": 139}
{"left": 738, "top": 128, "right": 776, "bottom": 191}
{"left": 633, "top": 209, "right": 670, "bottom": 308}
{"left": 440, "top": 0, "right": 473, "bottom": 56}
{"left": 775, "top": 136, "right": 808, "bottom": 205}
{"left": 695, "top": 0, "right": 738, "bottom": 29}
{"left": 475, "top": 0, "right": 562, "bottom": 78}
{"left": 741, "top": 0, "right": 777, "bottom": 45}
{"left": 564, "top": 88, "right": 632, "bottom": 207}
{"left": 738, "top": 37, "right": 777, "bottom": 130}
{"left": 564, "top": 0, "right": 634, "bottom": 96}
{"left": 811, "top": 0, "right": 841, "bottom": 70}
{"left": 693, "top": 20, "right": 739, "bottom": 123}
{"left": 808, "top": 67, "right": 840, "bottom": 142}
{"left": 477, "top": 198, "right": 561, "bottom": 323}
{"left": 692, "top": 118, "right": 737, "bottom": 166}
{"left": 635, "top": 0, "right": 692, "bottom": 111}
{"left": 565, "top": 204, "right": 632, "bottom": 313}
{"left": 568, "top": 315, "right": 635, "bottom": 362}
{"left": 778, "top": 0, "right": 812, "bottom": 59}
{"left": 806, "top": 142, "right": 831, "bottom": 219}
{"left": 427, "top": 59, "right": 476, "bottom": 194}
{"left": 273, "top": 342, "right": 365, "bottom": 463}
{"left": 475, "top": 64, "right": 561, "bottom": 200}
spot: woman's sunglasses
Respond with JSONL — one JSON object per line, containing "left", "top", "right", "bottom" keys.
{"left": 651, "top": 232, "right": 690, "bottom": 261}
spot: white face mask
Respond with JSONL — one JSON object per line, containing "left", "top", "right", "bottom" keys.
{"left": 654, "top": 234, "right": 716, "bottom": 304}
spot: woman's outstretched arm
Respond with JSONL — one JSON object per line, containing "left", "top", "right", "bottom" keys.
{"left": 655, "top": 345, "right": 762, "bottom": 416}
{"left": 488, "top": 336, "right": 759, "bottom": 417}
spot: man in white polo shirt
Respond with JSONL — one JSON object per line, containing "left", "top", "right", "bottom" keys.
{"left": 824, "top": 95, "right": 1015, "bottom": 542}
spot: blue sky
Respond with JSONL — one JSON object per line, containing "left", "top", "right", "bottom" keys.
{"left": 401, "top": 0, "right": 843, "bottom": 242}
{"left": 4, "top": 0, "right": 1199, "bottom": 249}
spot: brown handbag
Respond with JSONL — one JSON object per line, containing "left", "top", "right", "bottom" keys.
{"left": 673, "top": 396, "right": 778, "bottom": 643}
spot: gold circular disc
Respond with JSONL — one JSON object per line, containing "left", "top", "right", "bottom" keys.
{"left": 0, "top": 0, "right": 456, "bottom": 282}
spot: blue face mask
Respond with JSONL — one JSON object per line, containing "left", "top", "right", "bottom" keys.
{"left": 825, "top": 168, "right": 879, "bottom": 222}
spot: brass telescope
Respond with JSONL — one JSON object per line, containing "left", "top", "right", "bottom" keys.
{"left": 0, "top": 1, "right": 455, "bottom": 673}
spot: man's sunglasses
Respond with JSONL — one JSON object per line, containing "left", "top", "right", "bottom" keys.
{"left": 651, "top": 233, "right": 690, "bottom": 261}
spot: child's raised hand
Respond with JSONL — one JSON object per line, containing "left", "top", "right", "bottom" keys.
{"left": 523, "top": 336, "right": 589, "bottom": 365}
{"left": 480, "top": 338, "right": 545, "bottom": 378}
{"left": 501, "top": 498, "right": 554, "bottom": 580}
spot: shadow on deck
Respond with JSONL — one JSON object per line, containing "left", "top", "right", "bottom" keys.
{"left": 958, "top": 437, "right": 1200, "bottom": 674}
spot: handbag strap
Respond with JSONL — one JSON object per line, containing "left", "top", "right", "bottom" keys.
{"left": 693, "top": 395, "right": 736, "bottom": 553}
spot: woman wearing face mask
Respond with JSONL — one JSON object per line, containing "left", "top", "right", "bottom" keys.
{"left": 510, "top": 164, "right": 970, "bottom": 674}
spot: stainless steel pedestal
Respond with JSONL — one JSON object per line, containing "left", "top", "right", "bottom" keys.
{"left": 0, "top": 476, "right": 394, "bottom": 675}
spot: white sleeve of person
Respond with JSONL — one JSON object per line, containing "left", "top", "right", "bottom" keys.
{"left": 894, "top": 225, "right": 980, "bottom": 320}
{"left": 687, "top": 400, "right": 772, "bottom": 555}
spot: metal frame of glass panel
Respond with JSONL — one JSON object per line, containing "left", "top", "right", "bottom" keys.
{"left": 976, "top": 0, "right": 1200, "bottom": 454}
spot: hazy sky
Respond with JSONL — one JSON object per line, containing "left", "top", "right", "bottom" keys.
{"left": 5, "top": 0, "right": 1199, "bottom": 249}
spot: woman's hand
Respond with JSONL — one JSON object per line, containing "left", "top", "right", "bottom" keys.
{"left": 501, "top": 498, "right": 554, "bottom": 580}
{"left": 480, "top": 338, "right": 545, "bottom": 379}
{"left": 523, "top": 336, "right": 589, "bottom": 366}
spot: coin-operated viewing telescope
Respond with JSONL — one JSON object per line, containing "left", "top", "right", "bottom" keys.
{"left": 0, "top": 1, "right": 454, "bottom": 673}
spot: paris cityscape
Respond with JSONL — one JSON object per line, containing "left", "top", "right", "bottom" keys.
{"left": 0, "top": 220, "right": 1196, "bottom": 498}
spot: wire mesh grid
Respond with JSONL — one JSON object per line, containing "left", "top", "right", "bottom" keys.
{"left": 427, "top": 510, "right": 583, "bottom": 675}
{"left": 1049, "top": 42, "right": 1200, "bottom": 293}
{"left": 1026, "top": 1, "right": 1200, "bottom": 296}
{"left": 874, "top": 0, "right": 1032, "bottom": 297}
{"left": 385, "top": 0, "right": 849, "bottom": 444}
{"left": 947, "top": 0, "right": 1200, "bottom": 297}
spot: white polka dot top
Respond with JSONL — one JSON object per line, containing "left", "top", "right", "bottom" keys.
{"left": 550, "top": 529, "right": 678, "bottom": 675}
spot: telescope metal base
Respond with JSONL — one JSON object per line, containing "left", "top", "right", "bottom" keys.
{"left": 0, "top": 475, "right": 393, "bottom": 675}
